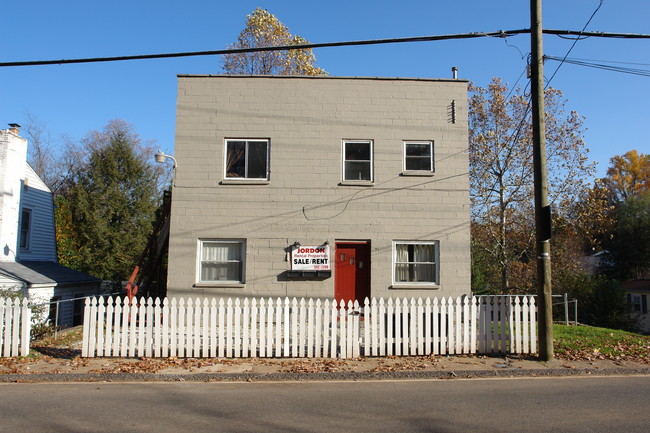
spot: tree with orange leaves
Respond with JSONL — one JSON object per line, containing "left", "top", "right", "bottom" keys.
{"left": 222, "top": 8, "right": 327, "bottom": 76}
{"left": 602, "top": 150, "right": 650, "bottom": 203}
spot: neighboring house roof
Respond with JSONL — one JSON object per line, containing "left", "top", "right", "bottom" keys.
{"left": 622, "top": 279, "right": 650, "bottom": 293}
{"left": 0, "top": 261, "right": 100, "bottom": 286}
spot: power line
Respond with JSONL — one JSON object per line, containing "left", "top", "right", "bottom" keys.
{"left": 0, "top": 30, "right": 530, "bottom": 67}
{"left": 544, "top": 0, "right": 604, "bottom": 89}
{"left": 2, "top": 28, "right": 649, "bottom": 68}
{"left": 545, "top": 55, "right": 650, "bottom": 77}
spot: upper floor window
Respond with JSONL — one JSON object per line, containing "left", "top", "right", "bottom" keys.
{"left": 19, "top": 208, "right": 31, "bottom": 250}
{"left": 343, "top": 140, "right": 373, "bottom": 181}
{"left": 225, "top": 139, "right": 269, "bottom": 180}
{"left": 404, "top": 141, "right": 434, "bottom": 172}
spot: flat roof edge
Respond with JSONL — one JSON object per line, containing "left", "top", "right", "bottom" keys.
{"left": 176, "top": 74, "right": 469, "bottom": 83}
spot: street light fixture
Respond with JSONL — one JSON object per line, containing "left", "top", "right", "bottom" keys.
{"left": 155, "top": 150, "right": 177, "bottom": 187}
{"left": 155, "top": 150, "right": 177, "bottom": 168}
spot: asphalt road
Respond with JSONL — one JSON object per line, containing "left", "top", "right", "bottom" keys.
{"left": 2, "top": 376, "right": 648, "bottom": 432}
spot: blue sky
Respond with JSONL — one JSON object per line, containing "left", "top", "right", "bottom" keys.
{"left": 1, "top": 0, "right": 648, "bottom": 177}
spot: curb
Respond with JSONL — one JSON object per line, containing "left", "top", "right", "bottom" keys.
{"left": 2, "top": 367, "right": 650, "bottom": 383}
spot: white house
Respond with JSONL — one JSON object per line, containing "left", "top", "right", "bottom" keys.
{"left": 0, "top": 124, "right": 100, "bottom": 327}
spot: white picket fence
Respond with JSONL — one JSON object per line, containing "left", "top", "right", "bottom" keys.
{"left": 82, "top": 295, "right": 537, "bottom": 358}
{"left": 0, "top": 298, "right": 31, "bottom": 357}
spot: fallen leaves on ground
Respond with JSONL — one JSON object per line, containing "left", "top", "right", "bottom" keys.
{"left": 278, "top": 359, "right": 352, "bottom": 373}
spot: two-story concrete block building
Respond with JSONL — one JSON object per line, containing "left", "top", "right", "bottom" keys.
{"left": 166, "top": 75, "right": 470, "bottom": 303}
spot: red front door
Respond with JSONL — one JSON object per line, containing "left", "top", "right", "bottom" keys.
{"left": 335, "top": 242, "right": 371, "bottom": 305}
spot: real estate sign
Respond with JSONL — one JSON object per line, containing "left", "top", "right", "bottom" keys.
{"left": 291, "top": 245, "right": 330, "bottom": 271}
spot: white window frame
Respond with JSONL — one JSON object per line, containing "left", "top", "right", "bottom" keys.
{"left": 197, "top": 239, "right": 246, "bottom": 284}
{"left": 342, "top": 140, "right": 374, "bottom": 182}
{"left": 392, "top": 240, "right": 440, "bottom": 287}
{"left": 224, "top": 139, "right": 270, "bottom": 180}
{"left": 403, "top": 141, "right": 434, "bottom": 172}
{"left": 630, "top": 293, "right": 643, "bottom": 313}
{"left": 19, "top": 208, "right": 32, "bottom": 251}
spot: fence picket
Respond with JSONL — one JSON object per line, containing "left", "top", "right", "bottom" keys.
{"left": 226, "top": 298, "right": 234, "bottom": 358}
{"left": 386, "top": 298, "right": 394, "bottom": 356}
{"left": 192, "top": 298, "right": 201, "bottom": 357}
{"left": 242, "top": 299, "right": 250, "bottom": 357}
{"left": 401, "top": 298, "right": 409, "bottom": 355}
{"left": 305, "top": 299, "right": 313, "bottom": 358}
{"left": 393, "top": 298, "right": 401, "bottom": 356}
{"left": 530, "top": 296, "right": 537, "bottom": 354}
{"left": 329, "top": 300, "right": 337, "bottom": 357}
{"left": 201, "top": 299, "right": 209, "bottom": 358}
{"left": 408, "top": 298, "right": 417, "bottom": 355}
{"left": 235, "top": 298, "right": 242, "bottom": 358}
{"left": 274, "top": 298, "right": 282, "bottom": 358}
{"left": 322, "top": 299, "right": 330, "bottom": 358}
{"left": 523, "top": 296, "right": 530, "bottom": 354}
{"left": 266, "top": 299, "right": 274, "bottom": 357}
{"left": 315, "top": 299, "right": 323, "bottom": 358}
{"left": 352, "top": 300, "right": 360, "bottom": 358}
{"left": 161, "top": 298, "right": 169, "bottom": 357}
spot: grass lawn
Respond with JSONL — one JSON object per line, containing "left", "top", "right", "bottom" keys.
{"left": 554, "top": 324, "right": 650, "bottom": 363}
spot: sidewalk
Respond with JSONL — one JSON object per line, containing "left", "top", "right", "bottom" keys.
{"left": 2, "top": 350, "right": 650, "bottom": 383}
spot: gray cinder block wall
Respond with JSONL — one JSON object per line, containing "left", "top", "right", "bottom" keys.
{"left": 167, "top": 75, "right": 470, "bottom": 300}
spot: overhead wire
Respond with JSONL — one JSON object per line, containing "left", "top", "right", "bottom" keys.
{"left": 544, "top": 0, "right": 604, "bottom": 88}
{"left": 2, "top": 27, "right": 650, "bottom": 68}
{"left": 0, "top": 29, "right": 530, "bottom": 67}
{"left": 544, "top": 56, "right": 650, "bottom": 77}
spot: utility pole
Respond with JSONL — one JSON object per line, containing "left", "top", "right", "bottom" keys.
{"left": 530, "top": 0, "right": 554, "bottom": 361}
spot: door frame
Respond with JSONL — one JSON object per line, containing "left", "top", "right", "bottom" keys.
{"left": 334, "top": 240, "right": 371, "bottom": 305}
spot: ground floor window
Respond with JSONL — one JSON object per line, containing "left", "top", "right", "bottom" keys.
{"left": 393, "top": 241, "right": 439, "bottom": 285}
{"left": 628, "top": 293, "right": 647, "bottom": 313}
{"left": 199, "top": 240, "right": 246, "bottom": 283}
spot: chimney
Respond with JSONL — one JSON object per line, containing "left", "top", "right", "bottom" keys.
{"left": 8, "top": 123, "right": 21, "bottom": 136}
{"left": 451, "top": 67, "right": 458, "bottom": 80}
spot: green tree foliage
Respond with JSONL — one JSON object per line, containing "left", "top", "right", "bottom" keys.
{"left": 469, "top": 77, "right": 596, "bottom": 292}
{"left": 563, "top": 274, "right": 637, "bottom": 331}
{"left": 606, "top": 192, "right": 650, "bottom": 280}
{"left": 222, "top": 7, "right": 327, "bottom": 76}
{"left": 56, "top": 120, "right": 161, "bottom": 281}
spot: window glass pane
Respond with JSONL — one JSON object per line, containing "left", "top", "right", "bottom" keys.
{"left": 248, "top": 141, "right": 268, "bottom": 178}
{"left": 226, "top": 141, "right": 246, "bottom": 178}
{"left": 345, "top": 142, "right": 370, "bottom": 161}
{"left": 405, "top": 157, "right": 431, "bottom": 171}
{"left": 412, "top": 263, "right": 436, "bottom": 282}
{"left": 19, "top": 209, "right": 30, "bottom": 249}
{"left": 413, "top": 244, "right": 435, "bottom": 262}
{"left": 345, "top": 161, "right": 371, "bottom": 181}
{"left": 203, "top": 242, "right": 240, "bottom": 261}
{"left": 201, "top": 262, "right": 242, "bottom": 281}
{"left": 405, "top": 143, "right": 431, "bottom": 157}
